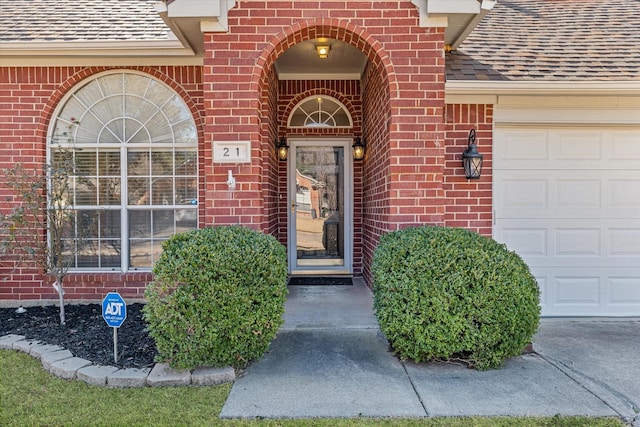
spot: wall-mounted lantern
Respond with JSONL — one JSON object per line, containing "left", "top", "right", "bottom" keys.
{"left": 276, "top": 137, "right": 288, "bottom": 161}
{"left": 462, "top": 129, "right": 483, "bottom": 179}
{"left": 352, "top": 137, "right": 365, "bottom": 161}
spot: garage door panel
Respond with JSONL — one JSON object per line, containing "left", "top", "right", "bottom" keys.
{"left": 497, "top": 129, "right": 549, "bottom": 161}
{"left": 605, "top": 130, "right": 640, "bottom": 161}
{"left": 555, "top": 228, "right": 601, "bottom": 257}
{"left": 494, "top": 125, "right": 640, "bottom": 316}
{"left": 496, "top": 227, "right": 548, "bottom": 257}
{"left": 610, "top": 228, "right": 640, "bottom": 256}
{"left": 556, "top": 179, "right": 601, "bottom": 208}
{"left": 552, "top": 130, "right": 602, "bottom": 161}
{"left": 554, "top": 275, "right": 601, "bottom": 306}
{"left": 608, "top": 277, "right": 640, "bottom": 305}
{"left": 610, "top": 179, "right": 640, "bottom": 208}
{"left": 498, "top": 177, "right": 548, "bottom": 209}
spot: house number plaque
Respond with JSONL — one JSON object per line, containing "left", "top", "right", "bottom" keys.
{"left": 213, "top": 141, "right": 251, "bottom": 163}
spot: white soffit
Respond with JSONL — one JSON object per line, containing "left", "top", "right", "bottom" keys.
{"left": 411, "top": 0, "right": 496, "bottom": 48}
{"left": 157, "top": 0, "right": 236, "bottom": 55}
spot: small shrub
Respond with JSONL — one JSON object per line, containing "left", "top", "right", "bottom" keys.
{"left": 143, "top": 225, "right": 288, "bottom": 370}
{"left": 372, "top": 226, "right": 540, "bottom": 370}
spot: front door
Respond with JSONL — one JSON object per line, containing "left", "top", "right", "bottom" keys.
{"left": 288, "top": 139, "right": 353, "bottom": 275}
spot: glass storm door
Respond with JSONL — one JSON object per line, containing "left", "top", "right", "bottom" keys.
{"left": 288, "top": 140, "right": 353, "bottom": 275}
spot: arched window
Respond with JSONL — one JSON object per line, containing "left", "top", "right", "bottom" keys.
{"left": 288, "top": 96, "right": 352, "bottom": 128}
{"left": 49, "top": 71, "right": 198, "bottom": 271}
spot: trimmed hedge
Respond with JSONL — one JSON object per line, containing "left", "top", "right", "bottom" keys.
{"left": 143, "top": 226, "right": 288, "bottom": 370}
{"left": 372, "top": 226, "right": 540, "bottom": 370}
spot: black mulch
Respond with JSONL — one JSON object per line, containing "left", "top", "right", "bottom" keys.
{"left": 0, "top": 304, "right": 157, "bottom": 369}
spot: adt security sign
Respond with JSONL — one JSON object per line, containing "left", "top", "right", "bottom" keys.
{"left": 102, "top": 292, "right": 127, "bottom": 328}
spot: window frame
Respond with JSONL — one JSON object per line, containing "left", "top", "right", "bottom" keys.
{"left": 47, "top": 70, "right": 199, "bottom": 272}
{"left": 287, "top": 95, "right": 353, "bottom": 129}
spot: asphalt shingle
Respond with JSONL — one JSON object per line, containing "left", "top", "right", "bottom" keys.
{"left": 447, "top": 0, "right": 640, "bottom": 81}
{"left": 2, "top": 0, "right": 639, "bottom": 82}
{"left": 0, "top": 0, "right": 169, "bottom": 42}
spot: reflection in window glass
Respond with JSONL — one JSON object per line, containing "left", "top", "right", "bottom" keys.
{"left": 49, "top": 72, "right": 198, "bottom": 271}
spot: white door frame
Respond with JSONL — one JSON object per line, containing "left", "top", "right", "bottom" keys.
{"left": 287, "top": 138, "right": 353, "bottom": 275}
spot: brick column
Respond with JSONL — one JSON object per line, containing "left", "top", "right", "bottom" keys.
{"left": 202, "top": 33, "right": 266, "bottom": 230}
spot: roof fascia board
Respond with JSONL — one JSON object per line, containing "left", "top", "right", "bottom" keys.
{"left": 166, "top": 0, "right": 235, "bottom": 32}
{"left": 0, "top": 40, "right": 188, "bottom": 52}
{"left": 451, "top": 1, "right": 496, "bottom": 50}
{"left": 0, "top": 40, "right": 202, "bottom": 66}
{"left": 155, "top": 2, "right": 196, "bottom": 53}
{"left": 445, "top": 80, "right": 640, "bottom": 101}
{"left": 167, "top": 0, "right": 222, "bottom": 17}
{"left": 411, "top": 0, "right": 494, "bottom": 47}
{"left": 427, "top": 0, "right": 480, "bottom": 14}
{"left": 156, "top": 0, "right": 236, "bottom": 55}
{"left": 0, "top": 40, "right": 199, "bottom": 66}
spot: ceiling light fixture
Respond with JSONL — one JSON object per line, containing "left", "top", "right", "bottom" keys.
{"left": 316, "top": 45, "right": 331, "bottom": 59}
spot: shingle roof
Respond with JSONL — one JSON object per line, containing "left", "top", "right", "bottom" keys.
{"left": 447, "top": 0, "right": 640, "bottom": 81}
{"left": 3, "top": 0, "right": 640, "bottom": 82}
{"left": 0, "top": 0, "right": 169, "bottom": 42}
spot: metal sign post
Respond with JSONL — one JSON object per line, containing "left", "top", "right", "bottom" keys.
{"left": 101, "top": 292, "right": 127, "bottom": 364}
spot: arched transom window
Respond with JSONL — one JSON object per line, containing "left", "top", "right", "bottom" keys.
{"left": 49, "top": 71, "right": 198, "bottom": 271}
{"left": 288, "top": 96, "right": 352, "bottom": 128}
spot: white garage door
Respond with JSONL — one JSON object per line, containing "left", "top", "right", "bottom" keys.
{"left": 494, "top": 126, "right": 640, "bottom": 316}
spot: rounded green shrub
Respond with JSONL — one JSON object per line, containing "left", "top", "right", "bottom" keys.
{"left": 372, "top": 226, "right": 540, "bottom": 370}
{"left": 143, "top": 225, "right": 288, "bottom": 370}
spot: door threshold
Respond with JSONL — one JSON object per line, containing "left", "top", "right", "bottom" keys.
{"left": 288, "top": 276, "right": 353, "bottom": 286}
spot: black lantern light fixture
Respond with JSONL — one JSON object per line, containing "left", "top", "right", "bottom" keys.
{"left": 462, "top": 129, "right": 483, "bottom": 179}
{"left": 352, "top": 137, "right": 365, "bottom": 161}
{"left": 276, "top": 137, "right": 288, "bottom": 161}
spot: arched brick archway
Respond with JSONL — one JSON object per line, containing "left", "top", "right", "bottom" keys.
{"left": 202, "top": 8, "right": 447, "bottom": 282}
{"left": 250, "top": 19, "right": 397, "bottom": 277}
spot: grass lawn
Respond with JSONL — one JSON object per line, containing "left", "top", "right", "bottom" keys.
{"left": 0, "top": 350, "right": 624, "bottom": 427}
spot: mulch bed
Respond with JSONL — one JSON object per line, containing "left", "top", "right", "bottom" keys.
{"left": 0, "top": 303, "right": 157, "bottom": 369}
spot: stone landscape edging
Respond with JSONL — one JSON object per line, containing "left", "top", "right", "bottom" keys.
{"left": 0, "top": 333, "right": 235, "bottom": 388}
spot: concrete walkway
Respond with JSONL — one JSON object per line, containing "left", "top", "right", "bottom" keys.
{"left": 221, "top": 280, "right": 640, "bottom": 423}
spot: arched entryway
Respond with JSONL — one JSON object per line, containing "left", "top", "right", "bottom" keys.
{"left": 252, "top": 21, "right": 396, "bottom": 279}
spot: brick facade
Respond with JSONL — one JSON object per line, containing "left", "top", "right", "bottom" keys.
{"left": 1, "top": 2, "right": 494, "bottom": 301}
{"left": 444, "top": 104, "right": 493, "bottom": 235}
{"left": 0, "top": 66, "right": 205, "bottom": 301}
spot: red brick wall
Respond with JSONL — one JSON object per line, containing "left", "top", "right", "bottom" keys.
{"left": 262, "top": 66, "right": 281, "bottom": 236}
{"left": 444, "top": 104, "right": 493, "bottom": 236}
{"left": 361, "top": 60, "right": 392, "bottom": 282}
{"left": 1, "top": 2, "right": 495, "bottom": 301}
{"left": 0, "top": 66, "right": 204, "bottom": 301}
{"left": 202, "top": 2, "right": 448, "bottom": 280}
